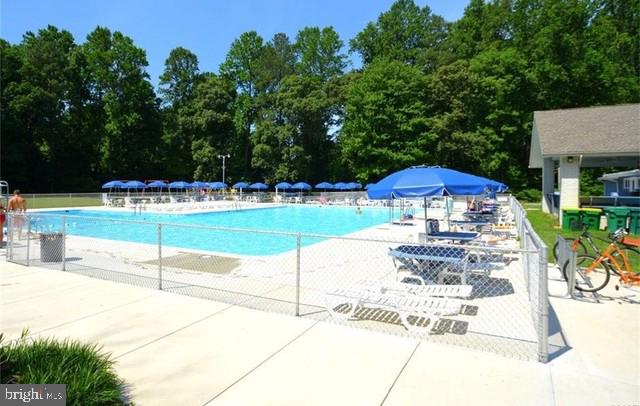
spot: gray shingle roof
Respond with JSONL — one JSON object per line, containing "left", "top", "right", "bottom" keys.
{"left": 533, "top": 104, "right": 640, "bottom": 156}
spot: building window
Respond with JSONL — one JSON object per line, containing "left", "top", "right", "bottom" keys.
{"left": 623, "top": 177, "right": 640, "bottom": 191}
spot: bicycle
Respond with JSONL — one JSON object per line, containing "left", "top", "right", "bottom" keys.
{"left": 562, "top": 229, "right": 640, "bottom": 292}
{"left": 554, "top": 224, "right": 640, "bottom": 275}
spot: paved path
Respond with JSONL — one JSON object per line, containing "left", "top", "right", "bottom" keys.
{"left": 1, "top": 261, "right": 638, "bottom": 405}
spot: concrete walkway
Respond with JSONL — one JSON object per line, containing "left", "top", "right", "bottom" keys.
{"left": 1, "top": 261, "right": 638, "bottom": 405}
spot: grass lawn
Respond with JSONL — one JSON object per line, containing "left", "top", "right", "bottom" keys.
{"left": 27, "top": 197, "right": 101, "bottom": 209}
{"left": 523, "top": 202, "right": 639, "bottom": 264}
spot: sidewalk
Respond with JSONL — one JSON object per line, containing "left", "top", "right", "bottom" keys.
{"left": 1, "top": 261, "right": 638, "bottom": 405}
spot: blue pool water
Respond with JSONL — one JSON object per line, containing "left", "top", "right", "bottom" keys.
{"left": 34, "top": 206, "right": 389, "bottom": 256}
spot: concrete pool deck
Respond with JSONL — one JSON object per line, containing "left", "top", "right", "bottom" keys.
{"left": 1, "top": 260, "right": 638, "bottom": 406}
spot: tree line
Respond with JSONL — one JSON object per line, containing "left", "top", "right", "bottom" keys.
{"left": 1, "top": 0, "right": 638, "bottom": 193}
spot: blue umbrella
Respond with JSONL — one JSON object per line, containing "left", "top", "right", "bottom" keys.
{"left": 275, "top": 182, "right": 293, "bottom": 190}
{"left": 364, "top": 183, "right": 375, "bottom": 190}
{"left": 367, "top": 166, "right": 498, "bottom": 236}
{"left": 348, "top": 182, "right": 363, "bottom": 190}
{"left": 232, "top": 182, "right": 249, "bottom": 189}
{"left": 473, "top": 175, "right": 508, "bottom": 192}
{"left": 367, "top": 166, "right": 492, "bottom": 199}
{"left": 291, "top": 182, "right": 311, "bottom": 190}
{"left": 101, "top": 180, "right": 125, "bottom": 189}
{"left": 334, "top": 182, "right": 349, "bottom": 190}
{"left": 249, "top": 182, "right": 269, "bottom": 190}
{"left": 124, "top": 180, "right": 147, "bottom": 189}
{"left": 169, "top": 181, "right": 192, "bottom": 189}
{"left": 315, "top": 182, "right": 334, "bottom": 190}
{"left": 147, "top": 181, "right": 168, "bottom": 188}
{"left": 209, "top": 181, "right": 227, "bottom": 189}
{"left": 190, "top": 181, "right": 208, "bottom": 188}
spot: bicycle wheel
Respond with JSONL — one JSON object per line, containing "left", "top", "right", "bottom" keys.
{"left": 563, "top": 254, "right": 610, "bottom": 293}
{"left": 553, "top": 240, "right": 587, "bottom": 264}
{"left": 610, "top": 247, "right": 640, "bottom": 276}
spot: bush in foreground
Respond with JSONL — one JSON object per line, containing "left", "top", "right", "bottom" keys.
{"left": 0, "top": 331, "right": 129, "bottom": 405}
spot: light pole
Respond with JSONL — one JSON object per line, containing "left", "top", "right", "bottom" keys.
{"left": 217, "top": 154, "right": 230, "bottom": 188}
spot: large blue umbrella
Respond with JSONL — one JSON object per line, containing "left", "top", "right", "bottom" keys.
{"left": 147, "top": 181, "right": 168, "bottom": 188}
{"left": 169, "top": 181, "right": 192, "bottom": 189}
{"left": 315, "top": 182, "right": 334, "bottom": 190}
{"left": 364, "top": 183, "right": 375, "bottom": 190}
{"left": 209, "top": 181, "right": 227, "bottom": 189}
{"left": 232, "top": 182, "right": 249, "bottom": 189}
{"left": 367, "top": 166, "right": 492, "bottom": 199}
{"left": 275, "top": 182, "right": 293, "bottom": 190}
{"left": 291, "top": 182, "right": 311, "bottom": 190}
{"left": 367, "top": 166, "right": 498, "bottom": 236}
{"left": 473, "top": 175, "right": 508, "bottom": 192}
{"left": 333, "top": 182, "right": 349, "bottom": 190}
{"left": 102, "top": 180, "right": 125, "bottom": 189}
{"left": 249, "top": 182, "right": 269, "bottom": 190}
{"left": 190, "top": 181, "right": 208, "bottom": 189}
{"left": 348, "top": 182, "right": 363, "bottom": 190}
{"left": 124, "top": 180, "right": 147, "bottom": 189}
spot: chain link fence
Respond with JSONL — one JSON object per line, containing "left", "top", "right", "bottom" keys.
{"left": 6, "top": 201, "right": 548, "bottom": 362}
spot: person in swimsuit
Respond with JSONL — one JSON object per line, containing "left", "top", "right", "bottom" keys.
{"left": 8, "top": 190, "right": 27, "bottom": 239}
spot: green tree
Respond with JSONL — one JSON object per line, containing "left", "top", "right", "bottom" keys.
{"left": 350, "top": 0, "right": 448, "bottom": 70}
{"left": 220, "top": 31, "right": 265, "bottom": 179}
{"left": 294, "top": 26, "right": 347, "bottom": 81}
{"left": 339, "top": 59, "right": 430, "bottom": 182}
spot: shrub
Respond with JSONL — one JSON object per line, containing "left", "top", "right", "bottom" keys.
{"left": 515, "top": 188, "right": 542, "bottom": 202}
{"left": 0, "top": 331, "right": 129, "bottom": 405}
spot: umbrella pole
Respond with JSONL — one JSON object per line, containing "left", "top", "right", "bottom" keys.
{"left": 424, "top": 197, "right": 428, "bottom": 239}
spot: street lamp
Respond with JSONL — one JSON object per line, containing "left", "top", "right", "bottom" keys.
{"left": 217, "top": 154, "right": 230, "bottom": 187}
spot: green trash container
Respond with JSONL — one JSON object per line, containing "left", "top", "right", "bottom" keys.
{"left": 628, "top": 207, "right": 640, "bottom": 235}
{"left": 604, "top": 207, "right": 630, "bottom": 233}
{"left": 562, "top": 208, "right": 582, "bottom": 231}
{"left": 581, "top": 208, "right": 602, "bottom": 231}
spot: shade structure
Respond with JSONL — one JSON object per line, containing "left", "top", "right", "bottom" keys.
{"left": 249, "top": 182, "right": 269, "bottom": 190}
{"left": 473, "top": 175, "right": 508, "bottom": 192}
{"left": 315, "top": 182, "right": 334, "bottom": 190}
{"left": 101, "top": 180, "right": 125, "bottom": 189}
{"left": 367, "top": 166, "right": 494, "bottom": 200}
{"left": 275, "top": 182, "right": 293, "bottom": 190}
{"left": 367, "top": 166, "right": 501, "bottom": 237}
{"left": 291, "top": 182, "right": 311, "bottom": 190}
{"left": 364, "top": 183, "right": 375, "bottom": 190}
{"left": 169, "top": 181, "right": 192, "bottom": 189}
{"left": 333, "top": 182, "right": 349, "bottom": 190}
{"left": 232, "top": 182, "right": 249, "bottom": 189}
{"left": 147, "top": 180, "right": 168, "bottom": 188}
{"left": 190, "top": 181, "right": 208, "bottom": 188}
{"left": 208, "top": 181, "right": 227, "bottom": 189}
{"left": 348, "top": 182, "right": 363, "bottom": 190}
{"left": 124, "top": 180, "right": 146, "bottom": 189}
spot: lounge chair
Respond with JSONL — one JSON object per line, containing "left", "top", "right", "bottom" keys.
{"left": 325, "top": 284, "right": 464, "bottom": 333}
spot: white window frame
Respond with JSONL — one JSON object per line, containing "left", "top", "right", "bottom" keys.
{"left": 623, "top": 177, "right": 640, "bottom": 191}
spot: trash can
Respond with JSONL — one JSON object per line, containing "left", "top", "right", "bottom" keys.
{"left": 628, "top": 207, "right": 640, "bottom": 235}
{"left": 40, "top": 232, "right": 63, "bottom": 262}
{"left": 604, "top": 207, "right": 630, "bottom": 233}
{"left": 580, "top": 208, "right": 602, "bottom": 231}
{"left": 562, "top": 208, "right": 581, "bottom": 231}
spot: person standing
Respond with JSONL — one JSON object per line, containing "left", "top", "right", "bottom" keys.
{"left": 8, "top": 190, "right": 27, "bottom": 239}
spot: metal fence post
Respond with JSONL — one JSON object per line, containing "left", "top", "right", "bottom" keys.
{"left": 61, "top": 216, "right": 66, "bottom": 271}
{"left": 7, "top": 214, "right": 12, "bottom": 261}
{"left": 26, "top": 215, "right": 31, "bottom": 267}
{"left": 296, "top": 232, "right": 301, "bottom": 316}
{"left": 158, "top": 223, "right": 163, "bottom": 290}
{"left": 538, "top": 244, "right": 549, "bottom": 363}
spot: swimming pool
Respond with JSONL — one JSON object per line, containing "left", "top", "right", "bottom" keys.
{"left": 34, "top": 206, "right": 389, "bottom": 256}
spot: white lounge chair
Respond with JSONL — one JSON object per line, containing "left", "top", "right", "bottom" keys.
{"left": 325, "top": 281, "right": 467, "bottom": 332}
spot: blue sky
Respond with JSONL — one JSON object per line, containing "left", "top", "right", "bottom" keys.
{"left": 1, "top": 0, "right": 469, "bottom": 87}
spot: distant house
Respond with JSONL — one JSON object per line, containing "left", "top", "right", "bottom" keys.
{"left": 599, "top": 169, "right": 640, "bottom": 197}
{"left": 528, "top": 104, "right": 640, "bottom": 224}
